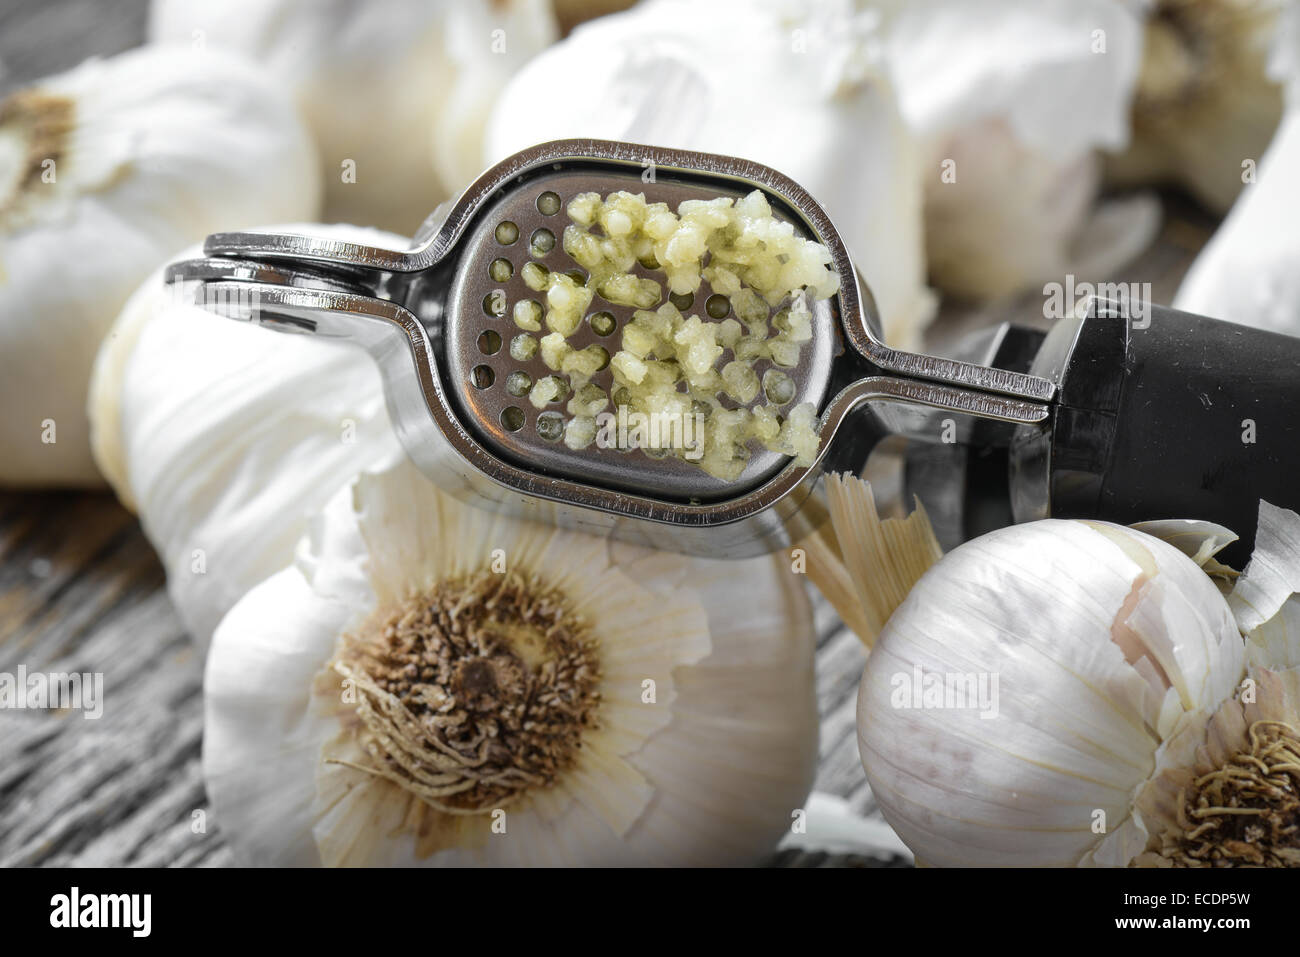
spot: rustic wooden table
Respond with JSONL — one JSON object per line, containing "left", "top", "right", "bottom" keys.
{"left": 0, "top": 0, "right": 1217, "bottom": 867}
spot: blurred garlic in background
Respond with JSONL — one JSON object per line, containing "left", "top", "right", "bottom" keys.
{"left": 483, "top": 0, "right": 936, "bottom": 349}
{"left": 1173, "top": 3, "right": 1300, "bottom": 335}
{"left": 149, "top": 0, "right": 557, "bottom": 236}
{"left": 203, "top": 458, "right": 818, "bottom": 866}
{"left": 877, "top": 0, "right": 1161, "bottom": 300}
{"left": 0, "top": 45, "right": 319, "bottom": 487}
{"left": 87, "top": 224, "right": 406, "bottom": 645}
{"left": 1107, "top": 0, "right": 1285, "bottom": 215}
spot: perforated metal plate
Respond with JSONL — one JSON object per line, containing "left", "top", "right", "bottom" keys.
{"left": 445, "top": 166, "right": 839, "bottom": 502}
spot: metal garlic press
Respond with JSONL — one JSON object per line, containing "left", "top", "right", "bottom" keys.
{"left": 166, "top": 139, "right": 1300, "bottom": 563}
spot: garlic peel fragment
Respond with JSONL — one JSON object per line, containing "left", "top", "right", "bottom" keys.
{"left": 1228, "top": 501, "right": 1300, "bottom": 637}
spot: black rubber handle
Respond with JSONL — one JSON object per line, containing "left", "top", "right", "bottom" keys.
{"left": 1017, "top": 298, "right": 1300, "bottom": 566}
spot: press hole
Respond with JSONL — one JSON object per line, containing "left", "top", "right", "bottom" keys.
{"left": 495, "top": 221, "right": 519, "bottom": 245}
{"left": 510, "top": 333, "right": 538, "bottom": 361}
{"left": 669, "top": 291, "right": 694, "bottom": 310}
{"left": 536, "top": 411, "right": 565, "bottom": 442}
{"left": 483, "top": 290, "right": 507, "bottom": 317}
{"left": 565, "top": 268, "right": 587, "bottom": 284}
{"left": 589, "top": 345, "right": 610, "bottom": 371}
{"left": 505, "top": 371, "right": 533, "bottom": 397}
{"left": 763, "top": 369, "right": 796, "bottom": 405}
{"left": 477, "top": 329, "right": 502, "bottom": 355}
{"left": 471, "top": 365, "right": 495, "bottom": 389}
{"left": 705, "top": 294, "right": 730, "bottom": 319}
{"left": 488, "top": 258, "right": 513, "bottom": 282}
{"left": 501, "top": 406, "right": 525, "bottom": 432}
{"left": 530, "top": 228, "right": 556, "bottom": 258}
{"left": 589, "top": 311, "right": 616, "bottom": 336}
{"left": 536, "top": 191, "right": 562, "bottom": 215}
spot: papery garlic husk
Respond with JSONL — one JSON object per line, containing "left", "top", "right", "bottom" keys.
{"left": 0, "top": 45, "right": 320, "bottom": 486}
{"left": 150, "top": 0, "right": 557, "bottom": 235}
{"left": 203, "top": 457, "right": 818, "bottom": 866}
{"left": 1132, "top": 503, "right": 1300, "bottom": 866}
{"left": 482, "top": 0, "right": 937, "bottom": 349}
{"left": 87, "top": 224, "right": 405, "bottom": 646}
{"left": 1173, "top": 112, "right": 1300, "bottom": 335}
{"left": 1106, "top": 0, "right": 1285, "bottom": 215}
{"left": 876, "top": 0, "right": 1162, "bottom": 299}
{"left": 856, "top": 518, "right": 1248, "bottom": 867}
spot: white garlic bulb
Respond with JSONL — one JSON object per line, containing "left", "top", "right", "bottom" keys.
{"left": 482, "top": 0, "right": 936, "bottom": 349}
{"left": 877, "top": 0, "right": 1161, "bottom": 299}
{"left": 1173, "top": 6, "right": 1300, "bottom": 335}
{"left": 203, "top": 458, "right": 818, "bottom": 866}
{"left": 857, "top": 518, "right": 1248, "bottom": 866}
{"left": 88, "top": 224, "right": 405, "bottom": 645}
{"left": 0, "top": 45, "right": 320, "bottom": 487}
{"left": 150, "top": 0, "right": 558, "bottom": 235}
{"left": 1106, "top": 0, "right": 1285, "bottom": 215}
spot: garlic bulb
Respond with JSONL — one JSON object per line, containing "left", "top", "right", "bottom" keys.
{"left": 203, "top": 458, "right": 818, "bottom": 866}
{"left": 0, "top": 45, "right": 320, "bottom": 487}
{"left": 87, "top": 224, "right": 405, "bottom": 645}
{"left": 854, "top": 502, "right": 1300, "bottom": 867}
{"left": 1173, "top": 6, "right": 1300, "bottom": 335}
{"left": 857, "top": 518, "right": 1248, "bottom": 866}
{"left": 1106, "top": 0, "right": 1285, "bottom": 215}
{"left": 483, "top": 0, "right": 937, "bottom": 349}
{"left": 150, "top": 0, "right": 557, "bottom": 235}
{"left": 877, "top": 0, "right": 1161, "bottom": 299}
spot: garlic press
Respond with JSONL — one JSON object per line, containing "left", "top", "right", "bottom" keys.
{"left": 166, "top": 139, "right": 1300, "bottom": 562}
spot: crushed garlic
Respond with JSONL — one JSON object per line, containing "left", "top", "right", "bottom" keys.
{"left": 513, "top": 188, "right": 839, "bottom": 480}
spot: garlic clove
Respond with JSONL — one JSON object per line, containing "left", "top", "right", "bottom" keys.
{"left": 203, "top": 457, "right": 818, "bottom": 866}
{"left": 482, "top": 0, "right": 936, "bottom": 349}
{"left": 150, "top": 0, "right": 558, "bottom": 235}
{"left": 0, "top": 44, "right": 320, "bottom": 487}
{"left": 878, "top": 0, "right": 1160, "bottom": 299}
{"left": 87, "top": 223, "right": 407, "bottom": 646}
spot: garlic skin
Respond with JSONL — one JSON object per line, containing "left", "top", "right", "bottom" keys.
{"left": 0, "top": 45, "right": 320, "bottom": 487}
{"left": 877, "top": 0, "right": 1161, "bottom": 299}
{"left": 483, "top": 0, "right": 936, "bottom": 349}
{"left": 150, "top": 0, "right": 557, "bottom": 235}
{"left": 857, "top": 519, "right": 1245, "bottom": 867}
{"left": 87, "top": 224, "right": 405, "bottom": 646}
{"left": 203, "top": 458, "right": 818, "bottom": 866}
{"left": 1106, "top": 0, "right": 1285, "bottom": 215}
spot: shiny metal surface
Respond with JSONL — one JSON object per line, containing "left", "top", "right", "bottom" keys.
{"left": 166, "top": 139, "right": 1056, "bottom": 557}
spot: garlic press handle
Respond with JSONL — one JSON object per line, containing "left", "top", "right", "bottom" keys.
{"left": 1013, "top": 297, "right": 1300, "bottom": 564}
